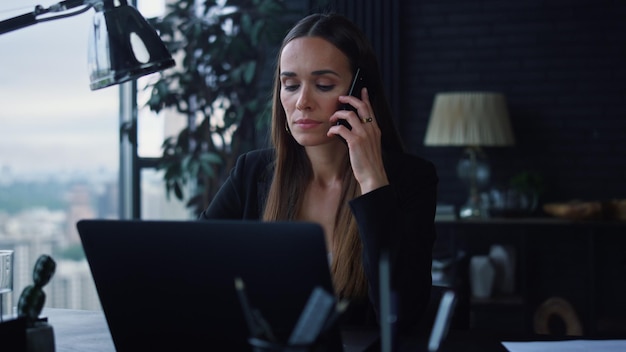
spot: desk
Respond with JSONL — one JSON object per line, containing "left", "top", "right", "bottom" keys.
{"left": 45, "top": 308, "right": 381, "bottom": 352}
{"left": 43, "top": 308, "right": 115, "bottom": 352}
{"left": 41, "top": 305, "right": 626, "bottom": 352}
{"left": 43, "top": 308, "right": 510, "bottom": 352}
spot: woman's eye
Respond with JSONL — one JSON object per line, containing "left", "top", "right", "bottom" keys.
{"left": 283, "top": 84, "right": 299, "bottom": 92}
{"left": 317, "top": 84, "right": 335, "bottom": 92}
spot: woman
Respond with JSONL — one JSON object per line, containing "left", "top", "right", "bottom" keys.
{"left": 200, "top": 13, "right": 438, "bottom": 333}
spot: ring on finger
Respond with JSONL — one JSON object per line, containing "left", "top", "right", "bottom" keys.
{"left": 361, "top": 117, "right": 373, "bottom": 123}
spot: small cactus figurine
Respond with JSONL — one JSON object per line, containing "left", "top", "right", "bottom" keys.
{"left": 17, "top": 255, "right": 56, "bottom": 325}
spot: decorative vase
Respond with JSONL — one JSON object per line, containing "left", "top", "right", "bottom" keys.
{"left": 488, "top": 186, "right": 537, "bottom": 218}
{"left": 489, "top": 244, "right": 516, "bottom": 295}
{"left": 469, "top": 256, "right": 495, "bottom": 299}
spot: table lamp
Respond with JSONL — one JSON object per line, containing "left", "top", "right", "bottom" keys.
{"left": 424, "top": 92, "right": 515, "bottom": 219}
{"left": 0, "top": 0, "right": 175, "bottom": 90}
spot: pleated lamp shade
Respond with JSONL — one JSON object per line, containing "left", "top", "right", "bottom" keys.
{"left": 424, "top": 92, "right": 515, "bottom": 147}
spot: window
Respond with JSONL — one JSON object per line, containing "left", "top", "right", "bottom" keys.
{"left": 135, "top": 0, "right": 192, "bottom": 220}
{"left": 0, "top": 1, "right": 118, "bottom": 311}
{"left": 0, "top": 0, "right": 193, "bottom": 315}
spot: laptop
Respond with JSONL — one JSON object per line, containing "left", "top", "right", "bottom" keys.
{"left": 77, "top": 219, "right": 343, "bottom": 351}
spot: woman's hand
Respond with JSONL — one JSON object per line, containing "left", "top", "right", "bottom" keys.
{"left": 328, "top": 88, "right": 389, "bottom": 194}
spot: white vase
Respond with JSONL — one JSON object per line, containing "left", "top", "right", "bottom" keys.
{"left": 469, "top": 256, "right": 495, "bottom": 299}
{"left": 489, "top": 244, "right": 516, "bottom": 294}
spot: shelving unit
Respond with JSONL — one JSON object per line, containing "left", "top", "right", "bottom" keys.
{"left": 433, "top": 218, "right": 626, "bottom": 338}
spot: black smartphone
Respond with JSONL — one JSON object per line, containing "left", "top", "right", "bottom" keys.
{"left": 337, "top": 67, "right": 365, "bottom": 131}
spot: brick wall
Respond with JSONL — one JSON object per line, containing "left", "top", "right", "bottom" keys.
{"left": 400, "top": 0, "right": 626, "bottom": 209}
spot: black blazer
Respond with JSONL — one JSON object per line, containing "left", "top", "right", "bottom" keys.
{"left": 200, "top": 148, "right": 438, "bottom": 332}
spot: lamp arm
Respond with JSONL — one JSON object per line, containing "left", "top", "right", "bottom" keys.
{"left": 0, "top": 0, "right": 98, "bottom": 35}
{"left": 0, "top": 6, "right": 45, "bottom": 35}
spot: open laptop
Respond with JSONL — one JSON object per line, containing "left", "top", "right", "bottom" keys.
{"left": 77, "top": 219, "right": 343, "bottom": 351}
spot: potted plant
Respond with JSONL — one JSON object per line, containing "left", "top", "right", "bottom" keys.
{"left": 145, "top": 0, "right": 295, "bottom": 215}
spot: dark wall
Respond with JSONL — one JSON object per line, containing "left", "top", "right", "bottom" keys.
{"left": 399, "top": 0, "right": 626, "bottom": 209}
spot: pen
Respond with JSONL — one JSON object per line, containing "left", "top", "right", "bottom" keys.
{"left": 234, "top": 277, "right": 262, "bottom": 338}
{"left": 320, "top": 299, "right": 350, "bottom": 336}
{"left": 252, "top": 308, "right": 276, "bottom": 342}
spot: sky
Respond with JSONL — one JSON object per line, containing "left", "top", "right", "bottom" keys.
{"left": 0, "top": 1, "right": 165, "bottom": 177}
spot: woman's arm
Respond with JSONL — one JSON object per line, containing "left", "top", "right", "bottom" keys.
{"left": 349, "top": 153, "right": 438, "bottom": 333}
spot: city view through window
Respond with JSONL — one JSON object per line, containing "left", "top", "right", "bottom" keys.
{"left": 0, "top": 1, "right": 118, "bottom": 313}
{"left": 0, "top": 1, "right": 186, "bottom": 315}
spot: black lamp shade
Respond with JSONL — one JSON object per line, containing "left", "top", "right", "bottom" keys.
{"left": 88, "top": 1, "right": 174, "bottom": 90}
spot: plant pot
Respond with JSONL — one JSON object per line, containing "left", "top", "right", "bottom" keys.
{"left": 26, "top": 321, "right": 55, "bottom": 352}
{"left": 0, "top": 317, "right": 54, "bottom": 352}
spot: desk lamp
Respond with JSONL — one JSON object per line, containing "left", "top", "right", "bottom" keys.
{"left": 424, "top": 92, "right": 515, "bottom": 219}
{"left": 0, "top": 0, "right": 175, "bottom": 90}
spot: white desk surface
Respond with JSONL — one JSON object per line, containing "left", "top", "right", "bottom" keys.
{"left": 503, "top": 339, "right": 626, "bottom": 352}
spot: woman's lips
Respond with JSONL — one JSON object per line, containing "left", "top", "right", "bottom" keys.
{"left": 294, "top": 118, "right": 322, "bottom": 129}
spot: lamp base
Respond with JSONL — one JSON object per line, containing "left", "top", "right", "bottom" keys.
{"left": 457, "top": 147, "right": 490, "bottom": 219}
{"left": 459, "top": 195, "right": 488, "bottom": 219}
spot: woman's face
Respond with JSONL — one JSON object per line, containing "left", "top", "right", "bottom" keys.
{"left": 279, "top": 36, "right": 353, "bottom": 147}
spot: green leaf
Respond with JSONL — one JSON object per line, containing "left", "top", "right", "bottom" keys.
{"left": 173, "top": 181, "right": 184, "bottom": 200}
{"left": 243, "top": 61, "right": 256, "bottom": 84}
{"left": 199, "top": 161, "right": 215, "bottom": 178}
{"left": 251, "top": 20, "right": 264, "bottom": 45}
{"left": 199, "top": 152, "right": 222, "bottom": 164}
{"left": 241, "top": 13, "right": 252, "bottom": 34}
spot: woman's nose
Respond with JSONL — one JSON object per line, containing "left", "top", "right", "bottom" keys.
{"left": 296, "top": 86, "right": 311, "bottom": 111}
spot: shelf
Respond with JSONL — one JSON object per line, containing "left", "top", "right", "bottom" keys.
{"left": 435, "top": 220, "right": 626, "bottom": 337}
{"left": 471, "top": 295, "right": 524, "bottom": 306}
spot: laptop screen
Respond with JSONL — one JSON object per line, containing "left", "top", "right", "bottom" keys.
{"left": 77, "top": 219, "right": 342, "bottom": 351}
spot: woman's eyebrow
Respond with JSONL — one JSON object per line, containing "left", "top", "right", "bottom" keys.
{"left": 280, "top": 70, "right": 340, "bottom": 78}
{"left": 311, "top": 69, "right": 340, "bottom": 77}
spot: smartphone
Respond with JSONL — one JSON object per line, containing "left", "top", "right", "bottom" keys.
{"left": 337, "top": 67, "right": 365, "bottom": 131}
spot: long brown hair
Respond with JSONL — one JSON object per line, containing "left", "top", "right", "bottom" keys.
{"left": 262, "top": 13, "right": 404, "bottom": 299}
